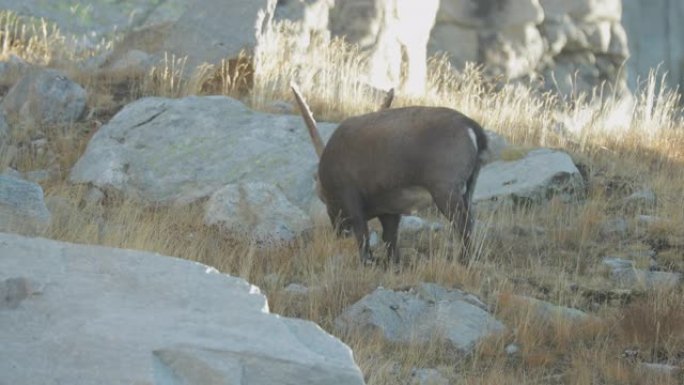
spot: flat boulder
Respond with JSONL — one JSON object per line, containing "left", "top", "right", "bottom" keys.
{"left": 0, "top": 175, "right": 50, "bottom": 235}
{"left": 335, "top": 283, "right": 505, "bottom": 353}
{"left": 0, "top": 232, "right": 365, "bottom": 385}
{"left": 474, "top": 148, "right": 585, "bottom": 208}
{"left": 69, "top": 95, "right": 336, "bottom": 208}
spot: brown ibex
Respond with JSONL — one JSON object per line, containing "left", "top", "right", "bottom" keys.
{"left": 291, "top": 83, "right": 488, "bottom": 265}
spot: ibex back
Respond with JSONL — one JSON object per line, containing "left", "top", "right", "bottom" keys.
{"left": 292, "top": 84, "right": 488, "bottom": 265}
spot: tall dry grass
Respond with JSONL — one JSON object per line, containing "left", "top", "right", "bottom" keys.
{"left": 1, "top": 13, "right": 683, "bottom": 385}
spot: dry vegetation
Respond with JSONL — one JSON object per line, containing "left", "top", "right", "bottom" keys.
{"left": 2, "top": 11, "right": 683, "bottom": 384}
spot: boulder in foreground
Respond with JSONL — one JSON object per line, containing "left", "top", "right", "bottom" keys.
{"left": 0, "top": 232, "right": 365, "bottom": 385}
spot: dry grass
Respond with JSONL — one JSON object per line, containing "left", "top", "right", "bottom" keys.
{"left": 1, "top": 14, "right": 683, "bottom": 385}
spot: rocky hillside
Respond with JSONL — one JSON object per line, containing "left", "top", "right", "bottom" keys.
{"left": 0, "top": 2, "right": 683, "bottom": 385}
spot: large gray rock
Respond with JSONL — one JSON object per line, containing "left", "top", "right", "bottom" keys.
{"left": 335, "top": 283, "right": 505, "bottom": 353}
{"left": 0, "top": 232, "right": 366, "bottom": 385}
{"left": 1, "top": 69, "right": 87, "bottom": 128}
{"left": 0, "top": 175, "right": 50, "bottom": 235}
{"left": 204, "top": 182, "right": 313, "bottom": 246}
{"left": 69, "top": 95, "right": 336, "bottom": 208}
{"left": 474, "top": 148, "right": 585, "bottom": 207}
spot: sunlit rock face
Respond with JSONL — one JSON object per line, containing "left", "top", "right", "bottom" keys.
{"left": 327, "top": 0, "right": 629, "bottom": 98}
{"left": 330, "top": 0, "right": 440, "bottom": 95}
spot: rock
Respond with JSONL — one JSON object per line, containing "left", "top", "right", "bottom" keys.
{"left": 540, "top": 0, "right": 622, "bottom": 22}
{"left": 622, "top": 1, "right": 684, "bottom": 93}
{"left": 410, "top": 368, "right": 449, "bottom": 385}
{"left": 0, "top": 175, "right": 50, "bottom": 235}
{"left": 106, "top": 49, "right": 155, "bottom": 73}
{"left": 601, "top": 257, "right": 681, "bottom": 290}
{"left": 1, "top": 69, "right": 87, "bottom": 128}
{"left": 428, "top": 23, "right": 479, "bottom": 68}
{"left": 399, "top": 215, "right": 443, "bottom": 234}
{"left": 0, "top": 111, "right": 9, "bottom": 140}
{"left": 599, "top": 217, "right": 628, "bottom": 238}
{"left": 638, "top": 362, "right": 681, "bottom": 377}
{"left": 160, "top": 0, "right": 276, "bottom": 73}
{"left": 507, "top": 295, "right": 594, "bottom": 323}
{"left": 0, "top": 0, "right": 187, "bottom": 43}
{"left": 284, "top": 283, "right": 310, "bottom": 296}
{"left": 85, "top": 186, "right": 106, "bottom": 205}
{"left": 0, "top": 54, "right": 29, "bottom": 89}
{"left": 436, "top": 0, "right": 543, "bottom": 29}
{"left": 0, "top": 232, "right": 365, "bottom": 385}
{"left": 636, "top": 215, "right": 662, "bottom": 226}
{"left": 474, "top": 148, "right": 585, "bottom": 208}
{"left": 274, "top": 0, "right": 332, "bottom": 48}
{"left": 69, "top": 95, "right": 337, "bottom": 208}
{"left": 330, "top": 0, "right": 440, "bottom": 93}
{"left": 623, "top": 188, "right": 657, "bottom": 212}
{"left": 335, "top": 283, "right": 505, "bottom": 353}
{"left": 204, "top": 182, "right": 312, "bottom": 246}
{"left": 481, "top": 23, "right": 545, "bottom": 79}
{"left": 505, "top": 343, "right": 521, "bottom": 355}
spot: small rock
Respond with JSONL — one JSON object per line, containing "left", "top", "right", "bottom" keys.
{"left": 600, "top": 217, "right": 628, "bottom": 239}
{"left": 505, "top": 343, "right": 521, "bottom": 355}
{"left": 85, "top": 186, "right": 106, "bottom": 205}
{"left": 636, "top": 215, "right": 662, "bottom": 226}
{"left": 400, "top": 215, "right": 443, "bottom": 233}
{"left": 602, "top": 257, "right": 681, "bottom": 290}
{"left": 638, "top": 362, "right": 681, "bottom": 377}
{"left": 508, "top": 295, "right": 594, "bottom": 323}
{"left": 0, "top": 174, "right": 51, "bottom": 235}
{"left": 410, "top": 368, "right": 449, "bottom": 385}
{"left": 107, "top": 49, "right": 154, "bottom": 73}
{"left": 284, "top": 283, "right": 310, "bottom": 296}
{"left": 623, "top": 188, "right": 656, "bottom": 211}
{"left": 23, "top": 169, "right": 51, "bottom": 183}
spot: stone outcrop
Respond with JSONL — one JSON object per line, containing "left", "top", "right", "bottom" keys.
{"left": 0, "top": 232, "right": 366, "bottom": 385}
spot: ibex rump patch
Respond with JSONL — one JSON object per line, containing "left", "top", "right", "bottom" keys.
{"left": 292, "top": 84, "right": 487, "bottom": 265}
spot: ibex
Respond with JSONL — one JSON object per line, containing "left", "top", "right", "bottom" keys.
{"left": 291, "top": 83, "right": 488, "bottom": 265}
